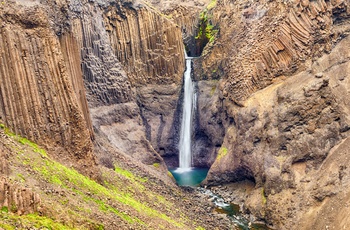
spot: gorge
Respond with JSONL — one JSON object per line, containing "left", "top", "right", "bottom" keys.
{"left": 1, "top": 0, "right": 350, "bottom": 229}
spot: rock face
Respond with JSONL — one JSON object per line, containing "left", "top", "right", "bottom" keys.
{"left": 69, "top": 0, "right": 189, "bottom": 168}
{"left": 196, "top": 0, "right": 350, "bottom": 102}
{"left": 4, "top": 0, "right": 350, "bottom": 228}
{"left": 0, "top": 0, "right": 191, "bottom": 171}
{"left": 0, "top": 0, "right": 215, "bottom": 173}
{"left": 192, "top": 80, "right": 225, "bottom": 167}
{"left": 104, "top": 5, "right": 185, "bottom": 86}
{"left": 0, "top": 177, "right": 41, "bottom": 215}
{"left": 105, "top": 3, "right": 186, "bottom": 166}
{"left": 199, "top": 0, "right": 350, "bottom": 229}
{"left": 145, "top": 0, "right": 211, "bottom": 56}
{"left": 0, "top": 2, "right": 95, "bottom": 177}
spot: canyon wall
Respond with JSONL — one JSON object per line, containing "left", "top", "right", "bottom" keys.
{"left": 0, "top": 2, "right": 96, "bottom": 176}
{"left": 0, "top": 0, "right": 191, "bottom": 171}
{"left": 3, "top": 0, "right": 350, "bottom": 228}
{"left": 146, "top": 0, "right": 211, "bottom": 56}
{"left": 198, "top": 0, "right": 350, "bottom": 229}
{"left": 72, "top": 0, "right": 188, "bottom": 168}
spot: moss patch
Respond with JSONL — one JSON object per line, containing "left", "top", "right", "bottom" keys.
{"left": 207, "top": 0, "right": 217, "bottom": 10}
{"left": 0, "top": 212, "right": 73, "bottom": 230}
{"left": 216, "top": 147, "right": 228, "bottom": 161}
{"left": 195, "top": 2, "right": 218, "bottom": 54}
{"left": 1, "top": 206, "right": 8, "bottom": 213}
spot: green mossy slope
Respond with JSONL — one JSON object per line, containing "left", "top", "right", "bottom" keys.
{"left": 0, "top": 125, "right": 205, "bottom": 229}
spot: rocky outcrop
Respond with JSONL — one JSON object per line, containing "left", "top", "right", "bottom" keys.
{"left": 145, "top": 0, "right": 211, "bottom": 56}
{"left": 196, "top": 0, "right": 350, "bottom": 103}
{"left": 0, "top": 0, "right": 191, "bottom": 172}
{"left": 192, "top": 80, "right": 225, "bottom": 167}
{"left": 202, "top": 1, "right": 350, "bottom": 227}
{"left": 0, "top": 177, "right": 41, "bottom": 215}
{"left": 103, "top": 2, "right": 186, "bottom": 164}
{"left": 0, "top": 136, "right": 41, "bottom": 216}
{"left": 90, "top": 102, "right": 165, "bottom": 166}
{"left": 0, "top": 2, "right": 95, "bottom": 177}
{"left": 72, "top": 2, "right": 134, "bottom": 107}
{"left": 65, "top": 0, "right": 187, "bottom": 168}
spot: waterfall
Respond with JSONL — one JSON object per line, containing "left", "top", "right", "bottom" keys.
{"left": 178, "top": 55, "right": 195, "bottom": 171}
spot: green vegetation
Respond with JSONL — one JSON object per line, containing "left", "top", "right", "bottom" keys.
{"left": 18, "top": 136, "right": 47, "bottom": 157}
{"left": 115, "top": 166, "right": 148, "bottom": 183}
{"left": 16, "top": 173, "right": 26, "bottom": 182}
{"left": 210, "top": 80, "right": 218, "bottom": 96}
{"left": 10, "top": 204, "right": 17, "bottom": 213}
{"left": 217, "top": 146, "right": 228, "bottom": 161}
{"left": 0, "top": 212, "right": 74, "bottom": 230}
{"left": 0, "top": 123, "right": 204, "bottom": 229}
{"left": 1, "top": 206, "right": 8, "bottom": 213}
{"left": 31, "top": 159, "right": 148, "bottom": 224}
{"left": 207, "top": 0, "right": 217, "bottom": 10}
{"left": 195, "top": 3, "right": 218, "bottom": 46}
{"left": 0, "top": 222, "right": 14, "bottom": 230}
{"left": 167, "top": 171, "right": 174, "bottom": 179}
{"left": 152, "top": 162, "right": 160, "bottom": 168}
{"left": 0, "top": 124, "right": 47, "bottom": 157}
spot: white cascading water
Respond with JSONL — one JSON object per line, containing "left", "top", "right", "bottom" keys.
{"left": 178, "top": 54, "right": 196, "bottom": 171}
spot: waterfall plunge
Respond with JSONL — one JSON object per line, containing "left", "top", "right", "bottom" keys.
{"left": 170, "top": 55, "right": 209, "bottom": 186}
{"left": 178, "top": 56, "right": 196, "bottom": 171}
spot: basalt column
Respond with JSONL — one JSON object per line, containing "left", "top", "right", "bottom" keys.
{"left": 0, "top": 5, "right": 95, "bottom": 175}
{"left": 103, "top": 3, "right": 186, "bottom": 165}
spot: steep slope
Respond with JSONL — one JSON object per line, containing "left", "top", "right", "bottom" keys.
{"left": 0, "top": 124, "right": 231, "bottom": 229}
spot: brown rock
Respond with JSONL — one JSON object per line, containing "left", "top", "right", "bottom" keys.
{"left": 205, "top": 32, "right": 350, "bottom": 229}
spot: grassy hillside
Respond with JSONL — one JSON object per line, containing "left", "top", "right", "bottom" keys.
{"left": 0, "top": 125, "right": 211, "bottom": 229}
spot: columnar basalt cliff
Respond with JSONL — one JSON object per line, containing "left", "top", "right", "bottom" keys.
{"left": 2, "top": 0, "right": 350, "bottom": 228}
{"left": 104, "top": 5, "right": 185, "bottom": 85}
{"left": 196, "top": 0, "right": 350, "bottom": 102}
{"left": 102, "top": 1, "right": 186, "bottom": 164}
{"left": 65, "top": 0, "right": 189, "bottom": 167}
{"left": 0, "top": 0, "right": 231, "bottom": 228}
{"left": 197, "top": 0, "right": 350, "bottom": 229}
{"left": 0, "top": 4, "right": 95, "bottom": 176}
{"left": 0, "top": 0, "right": 189, "bottom": 171}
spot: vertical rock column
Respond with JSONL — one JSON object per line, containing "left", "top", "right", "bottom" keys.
{"left": 101, "top": 3, "right": 187, "bottom": 161}
{"left": 0, "top": 7, "right": 95, "bottom": 174}
{"left": 105, "top": 6, "right": 185, "bottom": 85}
